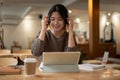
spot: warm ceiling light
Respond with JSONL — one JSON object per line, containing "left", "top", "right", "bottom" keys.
{"left": 75, "top": 18, "right": 80, "bottom": 23}
{"left": 68, "top": 10, "right": 72, "bottom": 13}
{"left": 107, "top": 12, "right": 111, "bottom": 16}
{"left": 106, "top": 22, "right": 110, "bottom": 25}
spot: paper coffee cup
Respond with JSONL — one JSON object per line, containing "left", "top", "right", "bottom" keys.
{"left": 24, "top": 58, "right": 37, "bottom": 76}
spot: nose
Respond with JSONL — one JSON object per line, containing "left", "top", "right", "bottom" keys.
{"left": 54, "top": 19, "right": 59, "bottom": 24}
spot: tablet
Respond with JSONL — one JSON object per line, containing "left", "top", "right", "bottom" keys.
{"left": 43, "top": 52, "right": 81, "bottom": 65}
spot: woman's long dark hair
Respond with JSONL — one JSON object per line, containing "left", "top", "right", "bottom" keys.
{"left": 48, "top": 4, "right": 69, "bottom": 25}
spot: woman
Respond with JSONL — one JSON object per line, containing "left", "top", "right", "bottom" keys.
{"left": 32, "top": 4, "right": 78, "bottom": 56}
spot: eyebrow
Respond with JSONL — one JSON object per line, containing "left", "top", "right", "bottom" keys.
{"left": 50, "top": 16, "right": 63, "bottom": 18}
{"left": 50, "top": 17, "right": 64, "bottom": 20}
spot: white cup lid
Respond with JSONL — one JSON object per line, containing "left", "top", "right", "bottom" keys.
{"left": 24, "top": 58, "right": 37, "bottom": 63}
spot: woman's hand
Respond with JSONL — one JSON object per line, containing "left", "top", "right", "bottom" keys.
{"left": 67, "top": 18, "right": 74, "bottom": 33}
{"left": 67, "top": 18, "right": 76, "bottom": 48}
{"left": 39, "top": 16, "right": 49, "bottom": 41}
{"left": 41, "top": 16, "right": 49, "bottom": 31}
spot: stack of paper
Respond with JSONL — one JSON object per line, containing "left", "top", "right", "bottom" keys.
{"left": 79, "top": 63, "right": 105, "bottom": 71}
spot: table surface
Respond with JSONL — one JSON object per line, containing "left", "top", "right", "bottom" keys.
{"left": 0, "top": 53, "right": 32, "bottom": 58}
{"left": 0, "top": 66, "right": 120, "bottom": 80}
{"left": 0, "top": 54, "right": 120, "bottom": 80}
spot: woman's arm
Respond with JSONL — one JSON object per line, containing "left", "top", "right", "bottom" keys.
{"left": 68, "top": 18, "right": 76, "bottom": 48}
{"left": 31, "top": 16, "right": 49, "bottom": 56}
{"left": 31, "top": 32, "right": 46, "bottom": 56}
{"left": 39, "top": 16, "right": 49, "bottom": 41}
{"left": 67, "top": 18, "right": 78, "bottom": 51}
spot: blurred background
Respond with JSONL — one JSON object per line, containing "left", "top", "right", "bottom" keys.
{"left": 0, "top": 0, "right": 120, "bottom": 56}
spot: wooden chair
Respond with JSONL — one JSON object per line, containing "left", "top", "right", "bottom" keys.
{"left": 11, "top": 49, "right": 31, "bottom": 53}
{"left": 0, "top": 58, "right": 17, "bottom": 66}
{"left": 11, "top": 45, "right": 22, "bottom": 53}
{"left": 11, "top": 49, "right": 40, "bottom": 66}
{"left": 0, "top": 50, "right": 18, "bottom": 66}
{"left": 11, "top": 49, "right": 33, "bottom": 60}
{"left": 11, "top": 49, "right": 33, "bottom": 65}
{"left": 0, "top": 49, "right": 11, "bottom": 54}
{"left": 0, "top": 49, "right": 17, "bottom": 66}
{"left": 0, "top": 50, "right": 12, "bottom": 58}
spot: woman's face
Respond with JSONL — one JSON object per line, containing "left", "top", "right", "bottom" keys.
{"left": 50, "top": 11, "right": 65, "bottom": 32}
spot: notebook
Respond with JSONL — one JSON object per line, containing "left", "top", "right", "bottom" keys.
{"left": 39, "top": 52, "right": 81, "bottom": 72}
{"left": 79, "top": 63, "right": 105, "bottom": 71}
{"left": 79, "top": 52, "right": 109, "bottom": 71}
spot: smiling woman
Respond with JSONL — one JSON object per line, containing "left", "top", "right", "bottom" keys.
{"left": 2, "top": 0, "right": 88, "bottom": 50}
{"left": 32, "top": 4, "right": 79, "bottom": 57}
{"left": 2, "top": 0, "right": 120, "bottom": 58}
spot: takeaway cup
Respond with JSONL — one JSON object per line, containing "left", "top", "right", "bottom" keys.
{"left": 24, "top": 58, "right": 37, "bottom": 76}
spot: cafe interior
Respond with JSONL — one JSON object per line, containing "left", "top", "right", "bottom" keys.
{"left": 0, "top": 0, "right": 120, "bottom": 80}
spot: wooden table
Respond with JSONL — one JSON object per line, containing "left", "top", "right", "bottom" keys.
{"left": 83, "top": 60, "right": 102, "bottom": 64}
{"left": 0, "top": 54, "right": 120, "bottom": 80}
{"left": 0, "top": 53, "right": 32, "bottom": 58}
{"left": 0, "top": 67, "right": 120, "bottom": 80}
{"left": 0, "top": 53, "right": 33, "bottom": 65}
